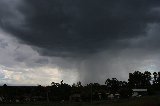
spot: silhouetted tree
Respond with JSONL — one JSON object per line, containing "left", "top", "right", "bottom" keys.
{"left": 153, "top": 72, "right": 158, "bottom": 84}
{"left": 128, "top": 71, "right": 151, "bottom": 88}
{"left": 105, "top": 78, "right": 120, "bottom": 94}
{"left": 143, "top": 71, "right": 151, "bottom": 87}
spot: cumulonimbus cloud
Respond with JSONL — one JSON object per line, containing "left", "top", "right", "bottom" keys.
{"left": 1, "top": 0, "right": 160, "bottom": 57}
{"left": 1, "top": 0, "right": 160, "bottom": 85}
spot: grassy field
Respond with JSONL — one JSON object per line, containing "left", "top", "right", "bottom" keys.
{"left": 0, "top": 96, "right": 160, "bottom": 106}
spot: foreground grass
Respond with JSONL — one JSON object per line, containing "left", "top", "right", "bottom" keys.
{"left": 0, "top": 96, "right": 160, "bottom": 106}
{"left": 108, "top": 96, "right": 160, "bottom": 106}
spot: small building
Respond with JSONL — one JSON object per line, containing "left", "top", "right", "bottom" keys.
{"left": 114, "top": 93, "right": 120, "bottom": 99}
{"left": 106, "top": 93, "right": 120, "bottom": 99}
{"left": 132, "top": 89, "right": 147, "bottom": 97}
{"left": 98, "top": 93, "right": 102, "bottom": 100}
{"left": 108, "top": 94, "right": 114, "bottom": 100}
{"left": 31, "top": 96, "right": 46, "bottom": 102}
{"left": 70, "top": 94, "right": 81, "bottom": 102}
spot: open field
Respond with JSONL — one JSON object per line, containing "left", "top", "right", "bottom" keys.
{"left": 0, "top": 96, "right": 160, "bottom": 106}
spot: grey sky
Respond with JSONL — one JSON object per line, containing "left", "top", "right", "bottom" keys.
{"left": 0, "top": 0, "right": 160, "bottom": 85}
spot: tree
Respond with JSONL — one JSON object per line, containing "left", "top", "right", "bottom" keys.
{"left": 105, "top": 78, "right": 120, "bottom": 94}
{"left": 157, "top": 72, "right": 160, "bottom": 84}
{"left": 143, "top": 71, "right": 151, "bottom": 87}
{"left": 128, "top": 71, "right": 151, "bottom": 88}
{"left": 152, "top": 72, "right": 160, "bottom": 90}
{"left": 153, "top": 72, "right": 158, "bottom": 84}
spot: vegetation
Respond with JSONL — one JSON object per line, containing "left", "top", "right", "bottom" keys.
{"left": 0, "top": 71, "right": 160, "bottom": 104}
{"left": 0, "top": 96, "right": 160, "bottom": 106}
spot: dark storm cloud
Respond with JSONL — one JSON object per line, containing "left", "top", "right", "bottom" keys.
{"left": 0, "top": 39, "right": 8, "bottom": 48}
{"left": 1, "top": 0, "right": 160, "bottom": 57}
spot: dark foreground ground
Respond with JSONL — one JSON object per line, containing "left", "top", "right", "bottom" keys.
{"left": 0, "top": 96, "right": 160, "bottom": 106}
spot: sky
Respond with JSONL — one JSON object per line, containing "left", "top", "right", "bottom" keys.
{"left": 0, "top": 0, "right": 160, "bottom": 85}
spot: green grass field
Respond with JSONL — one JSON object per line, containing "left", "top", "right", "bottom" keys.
{"left": 0, "top": 96, "right": 160, "bottom": 106}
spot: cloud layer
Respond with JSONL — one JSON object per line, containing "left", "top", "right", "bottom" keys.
{"left": 1, "top": 0, "right": 160, "bottom": 56}
{"left": 0, "top": 0, "right": 160, "bottom": 85}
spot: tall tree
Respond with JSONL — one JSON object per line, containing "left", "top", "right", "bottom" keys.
{"left": 153, "top": 72, "right": 158, "bottom": 84}
{"left": 105, "top": 78, "right": 120, "bottom": 94}
{"left": 128, "top": 71, "right": 152, "bottom": 88}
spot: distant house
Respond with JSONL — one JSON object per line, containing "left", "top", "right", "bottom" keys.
{"left": 106, "top": 92, "right": 120, "bottom": 99}
{"left": 132, "top": 89, "right": 147, "bottom": 97}
{"left": 70, "top": 94, "right": 81, "bottom": 102}
{"left": 98, "top": 93, "right": 102, "bottom": 100}
{"left": 31, "top": 96, "right": 46, "bottom": 102}
{"left": 114, "top": 93, "right": 120, "bottom": 99}
{"left": 108, "top": 94, "right": 114, "bottom": 99}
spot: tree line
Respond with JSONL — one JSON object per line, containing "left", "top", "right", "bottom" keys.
{"left": 0, "top": 71, "right": 160, "bottom": 102}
